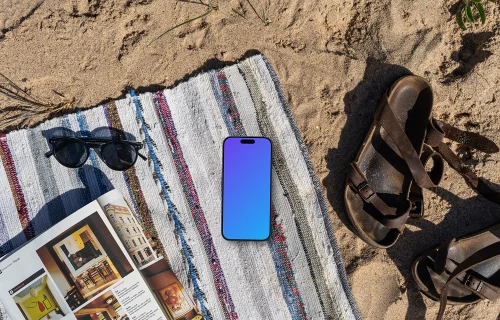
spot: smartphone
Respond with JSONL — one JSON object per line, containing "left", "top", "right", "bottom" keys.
{"left": 222, "top": 137, "right": 272, "bottom": 241}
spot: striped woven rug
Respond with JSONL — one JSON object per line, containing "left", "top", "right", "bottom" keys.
{"left": 0, "top": 55, "right": 360, "bottom": 320}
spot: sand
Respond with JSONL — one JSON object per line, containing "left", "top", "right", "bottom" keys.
{"left": 1, "top": 0, "right": 499, "bottom": 319}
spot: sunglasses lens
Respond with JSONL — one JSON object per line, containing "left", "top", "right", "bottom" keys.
{"left": 52, "top": 138, "right": 88, "bottom": 167}
{"left": 101, "top": 142, "right": 137, "bottom": 171}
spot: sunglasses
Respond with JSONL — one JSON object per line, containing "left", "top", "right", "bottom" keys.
{"left": 46, "top": 137, "right": 147, "bottom": 171}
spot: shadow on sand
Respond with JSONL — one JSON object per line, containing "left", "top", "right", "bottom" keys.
{"left": 322, "top": 58, "right": 500, "bottom": 319}
{"left": 322, "top": 58, "right": 413, "bottom": 234}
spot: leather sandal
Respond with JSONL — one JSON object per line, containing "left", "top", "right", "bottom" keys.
{"left": 425, "top": 118, "right": 500, "bottom": 204}
{"left": 412, "top": 224, "right": 500, "bottom": 320}
{"left": 344, "top": 75, "right": 444, "bottom": 248}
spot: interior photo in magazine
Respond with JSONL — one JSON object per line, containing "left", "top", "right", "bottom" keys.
{"left": 74, "top": 290, "right": 129, "bottom": 320}
{"left": 142, "top": 259, "right": 202, "bottom": 320}
{"left": 35, "top": 212, "right": 134, "bottom": 311}
{"left": 12, "top": 272, "right": 70, "bottom": 320}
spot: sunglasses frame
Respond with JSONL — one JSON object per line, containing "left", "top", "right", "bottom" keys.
{"left": 46, "top": 137, "right": 146, "bottom": 171}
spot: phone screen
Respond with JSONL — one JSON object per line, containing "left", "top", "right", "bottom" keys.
{"left": 222, "top": 137, "right": 272, "bottom": 240}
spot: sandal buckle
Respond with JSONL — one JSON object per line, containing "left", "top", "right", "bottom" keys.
{"left": 476, "top": 281, "right": 484, "bottom": 292}
{"left": 356, "top": 182, "right": 376, "bottom": 202}
{"left": 409, "top": 197, "right": 424, "bottom": 218}
{"left": 463, "top": 274, "right": 472, "bottom": 286}
{"left": 463, "top": 274, "right": 484, "bottom": 292}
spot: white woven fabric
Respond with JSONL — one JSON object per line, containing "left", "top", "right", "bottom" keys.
{"left": 0, "top": 55, "right": 360, "bottom": 320}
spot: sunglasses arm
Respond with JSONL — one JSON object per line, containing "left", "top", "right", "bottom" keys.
{"left": 45, "top": 150, "right": 54, "bottom": 158}
{"left": 138, "top": 152, "right": 147, "bottom": 161}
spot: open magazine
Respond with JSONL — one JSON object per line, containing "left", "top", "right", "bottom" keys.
{"left": 0, "top": 190, "right": 203, "bottom": 320}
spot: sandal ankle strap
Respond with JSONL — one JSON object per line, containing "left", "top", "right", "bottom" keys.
{"left": 427, "top": 119, "right": 500, "bottom": 205}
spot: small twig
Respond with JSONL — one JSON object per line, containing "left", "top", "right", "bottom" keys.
{"left": 149, "top": 0, "right": 216, "bottom": 44}
{"left": 0, "top": 73, "right": 46, "bottom": 105}
{"left": 52, "top": 90, "right": 67, "bottom": 98}
{"left": 245, "top": 0, "right": 260, "bottom": 20}
{"left": 232, "top": 1, "right": 247, "bottom": 18}
{"left": 232, "top": 8, "right": 246, "bottom": 18}
{"left": 246, "top": 0, "right": 271, "bottom": 26}
{"left": 177, "top": 0, "right": 210, "bottom": 7}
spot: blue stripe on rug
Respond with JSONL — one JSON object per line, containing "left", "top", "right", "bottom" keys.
{"left": 129, "top": 90, "right": 211, "bottom": 320}
{"left": 76, "top": 110, "right": 109, "bottom": 196}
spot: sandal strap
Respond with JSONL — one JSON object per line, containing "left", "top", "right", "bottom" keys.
{"left": 437, "top": 241, "right": 500, "bottom": 320}
{"left": 374, "top": 98, "right": 438, "bottom": 189}
{"left": 433, "top": 120, "right": 499, "bottom": 154}
{"left": 435, "top": 239, "right": 500, "bottom": 300}
{"left": 347, "top": 163, "right": 410, "bottom": 231}
{"left": 457, "top": 273, "right": 500, "bottom": 301}
{"left": 434, "top": 239, "right": 455, "bottom": 275}
{"left": 427, "top": 119, "right": 500, "bottom": 205}
{"left": 409, "top": 145, "right": 445, "bottom": 218}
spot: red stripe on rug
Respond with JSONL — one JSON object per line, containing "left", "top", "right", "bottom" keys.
{"left": 214, "top": 70, "right": 306, "bottom": 318}
{"left": 0, "top": 133, "right": 35, "bottom": 240}
{"left": 153, "top": 92, "right": 238, "bottom": 320}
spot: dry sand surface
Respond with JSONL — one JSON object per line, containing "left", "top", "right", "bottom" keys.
{"left": 1, "top": 0, "right": 500, "bottom": 319}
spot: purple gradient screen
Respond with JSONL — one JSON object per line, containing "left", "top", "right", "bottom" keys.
{"left": 222, "top": 137, "right": 271, "bottom": 240}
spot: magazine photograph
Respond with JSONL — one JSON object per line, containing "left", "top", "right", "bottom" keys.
{"left": 12, "top": 272, "right": 70, "bottom": 320}
{"left": 100, "top": 196, "right": 160, "bottom": 267}
{"left": 142, "top": 259, "right": 202, "bottom": 320}
{"left": 36, "top": 211, "right": 134, "bottom": 310}
{"left": 0, "top": 198, "right": 169, "bottom": 320}
{"left": 73, "top": 290, "right": 129, "bottom": 320}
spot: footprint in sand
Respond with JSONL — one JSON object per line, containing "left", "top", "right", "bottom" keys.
{"left": 0, "top": 0, "right": 43, "bottom": 38}
{"left": 351, "top": 261, "right": 402, "bottom": 320}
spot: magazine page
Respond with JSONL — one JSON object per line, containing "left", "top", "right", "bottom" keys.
{"left": 0, "top": 201, "right": 167, "bottom": 320}
{"left": 96, "top": 190, "right": 203, "bottom": 320}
